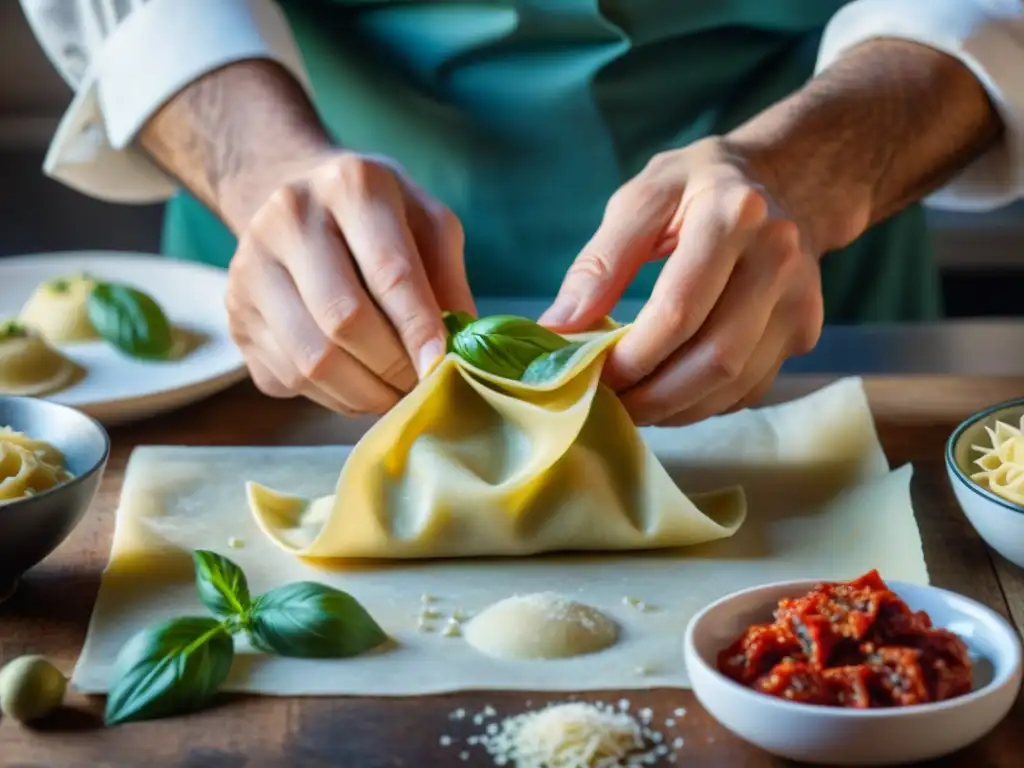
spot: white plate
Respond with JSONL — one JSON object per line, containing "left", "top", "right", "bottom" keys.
{"left": 0, "top": 251, "right": 247, "bottom": 425}
{"left": 684, "top": 578, "right": 1023, "bottom": 766}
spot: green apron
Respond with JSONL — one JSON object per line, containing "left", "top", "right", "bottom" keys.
{"left": 163, "top": 0, "right": 941, "bottom": 324}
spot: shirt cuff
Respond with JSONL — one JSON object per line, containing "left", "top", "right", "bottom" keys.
{"left": 817, "top": 0, "right": 1024, "bottom": 212}
{"left": 43, "top": 0, "right": 311, "bottom": 204}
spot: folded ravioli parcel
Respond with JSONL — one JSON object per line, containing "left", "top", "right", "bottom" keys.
{"left": 248, "top": 323, "right": 747, "bottom": 559}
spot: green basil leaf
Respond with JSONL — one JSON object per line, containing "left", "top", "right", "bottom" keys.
{"left": 247, "top": 582, "right": 387, "bottom": 659}
{"left": 442, "top": 310, "right": 475, "bottom": 346}
{"left": 520, "top": 342, "right": 586, "bottom": 384}
{"left": 193, "top": 550, "right": 251, "bottom": 620}
{"left": 104, "top": 617, "right": 234, "bottom": 726}
{"left": 452, "top": 315, "right": 570, "bottom": 379}
{"left": 88, "top": 282, "right": 174, "bottom": 360}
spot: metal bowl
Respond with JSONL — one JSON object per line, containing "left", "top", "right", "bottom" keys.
{"left": 0, "top": 396, "right": 109, "bottom": 600}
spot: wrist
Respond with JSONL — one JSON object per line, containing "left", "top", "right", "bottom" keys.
{"left": 723, "top": 39, "right": 1001, "bottom": 258}
{"left": 723, "top": 128, "right": 873, "bottom": 258}
{"left": 217, "top": 140, "right": 337, "bottom": 234}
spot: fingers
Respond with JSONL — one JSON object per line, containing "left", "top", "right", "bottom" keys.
{"left": 655, "top": 355, "right": 784, "bottom": 427}
{"left": 251, "top": 259, "right": 402, "bottom": 415}
{"left": 539, "top": 169, "right": 678, "bottom": 331}
{"left": 315, "top": 159, "right": 448, "bottom": 378}
{"left": 259, "top": 185, "right": 419, "bottom": 393}
{"left": 604, "top": 183, "right": 767, "bottom": 391}
{"left": 402, "top": 179, "right": 476, "bottom": 318}
{"left": 415, "top": 205, "right": 476, "bottom": 318}
{"left": 228, "top": 153, "right": 472, "bottom": 414}
{"left": 249, "top": 320, "right": 364, "bottom": 417}
{"left": 619, "top": 220, "right": 797, "bottom": 425}
{"left": 723, "top": 367, "right": 778, "bottom": 414}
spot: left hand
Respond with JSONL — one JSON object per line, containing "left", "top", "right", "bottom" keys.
{"left": 539, "top": 137, "right": 825, "bottom": 426}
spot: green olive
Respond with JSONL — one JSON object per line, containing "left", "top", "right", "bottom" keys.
{"left": 0, "top": 655, "right": 67, "bottom": 723}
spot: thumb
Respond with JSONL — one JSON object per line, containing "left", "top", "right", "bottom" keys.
{"left": 539, "top": 213, "right": 662, "bottom": 332}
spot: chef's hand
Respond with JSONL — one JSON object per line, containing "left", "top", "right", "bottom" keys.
{"left": 539, "top": 137, "right": 824, "bottom": 426}
{"left": 225, "top": 152, "right": 474, "bottom": 415}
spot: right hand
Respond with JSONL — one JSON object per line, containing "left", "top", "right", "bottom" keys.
{"left": 225, "top": 151, "right": 475, "bottom": 416}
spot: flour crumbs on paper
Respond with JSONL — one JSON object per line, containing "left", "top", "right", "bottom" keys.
{"left": 440, "top": 700, "right": 687, "bottom": 766}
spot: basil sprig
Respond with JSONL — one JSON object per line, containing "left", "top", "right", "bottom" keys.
{"left": 104, "top": 550, "right": 387, "bottom": 726}
{"left": 87, "top": 281, "right": 174, "bottom": 360}
{"left": 450, "top": 315, "right": 570, "bottom": 379}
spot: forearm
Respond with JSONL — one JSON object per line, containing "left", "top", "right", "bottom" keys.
{"left": 726, "top": 39, "right": 1002, "bottom": 254}
{"left": 139, "top": 59, "right": 333, "bottom": 233}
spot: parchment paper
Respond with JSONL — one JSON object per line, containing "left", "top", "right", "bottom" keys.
{"left": 72, "top": 378, "right": 928, "bottom": 695}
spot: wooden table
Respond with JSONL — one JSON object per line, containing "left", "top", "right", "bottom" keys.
{"left": 3, "top": 376, "right": 1024, "bottom": 768}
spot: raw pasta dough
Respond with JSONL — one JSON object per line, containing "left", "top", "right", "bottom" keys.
{"left": 72, "top": 378, "right": 930, "bottom": 696}
{"left": 464, "top": 593, "right": 619, "bottom": 660}
{"left": 0, "top": 322, "right": 82, "bottom": 396}
{"left": 970, "top": 416, "right": 1024, "bottom": 506}
{"left": 19, "top": 273, "right": 98, "bottom": 343}
{"left": 0, "top": 427, "right": 74, "bottom": 502}
{"left": 248, "top": 325, "right": 746, "bottom": 559}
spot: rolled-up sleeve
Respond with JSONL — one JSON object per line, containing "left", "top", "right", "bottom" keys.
{"left": 817, "top": 0, "right": 1024, "bottom": 212}
{"left": 19, "top": 0, "right": 311, "bottom": 204}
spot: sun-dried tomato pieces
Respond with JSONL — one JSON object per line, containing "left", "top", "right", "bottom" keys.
{"left": 716, "top": 571, "right": 974, "bottom": 709}
{"left": 823, "top": 665, "right": 873, "bottom": 708}
{"left": 717, "top": 623, "right": 803, "bottom": 685}
{"left": 753, "top": 660, "right": 834, "bottom": 704}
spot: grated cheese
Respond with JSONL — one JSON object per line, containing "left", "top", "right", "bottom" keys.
{"left": 443, "top": 700, "right": 686, "bottom": 766}
{"left": 478, "top": 702, "right": 659, "bottom": 767}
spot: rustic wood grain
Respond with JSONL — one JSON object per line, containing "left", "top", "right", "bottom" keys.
{"left": 2, "top": 377, "right": 1023, "bottom": 768}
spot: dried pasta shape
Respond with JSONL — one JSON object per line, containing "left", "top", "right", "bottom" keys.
{"left": 19, "top": 273, "right": 99, "bottom": 342}
{"left": 248, "top": 323, "right": 747, "bottom": 560}
{"left": 0, "top": 323, "right": 83, "bottom": 396}
{"left": 970, "top": 414, "right": 1024, "bottom": 507}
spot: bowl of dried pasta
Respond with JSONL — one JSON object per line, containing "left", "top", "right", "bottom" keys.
{"left": 0, "top": 397, "right": 109, "bottom": 601}
{"left": 947, "top": 398, "right": 1024, "bottom": 569}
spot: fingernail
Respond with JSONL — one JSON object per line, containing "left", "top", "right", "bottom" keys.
{"left": 417, "top": 338, "right": 446, "bottom": 379}
{"left": 539, "top": 297, "right": 578, "bottom": 327}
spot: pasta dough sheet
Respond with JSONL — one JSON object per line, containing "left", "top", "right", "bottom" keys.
{"left": 72, "top": 378, "right": 929, "bottom": 696}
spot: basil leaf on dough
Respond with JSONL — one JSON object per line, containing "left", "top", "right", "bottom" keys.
{"left": 442, "top": 310, "right": 476, "bottom": 349}
{"left": 87, "top": 282, "right": 174, "bottom": 360}
{"left": 247, "top": 582, "right": 387, "bottom": 659}
{"left": 452, "top": 315, "right": 570, "bottom": 379}
{"left": 519, "top": 342, "right": 586, "bottom": 384}
{"left": 193, "top": 550, "right": 251, "bottom": 620}
{"left": 104, "top": 617, "right": 234, "bottom": 726}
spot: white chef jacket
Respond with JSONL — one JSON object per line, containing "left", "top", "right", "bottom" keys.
{"left": 17, "top": 0, "right": 1024, "bottom": 212}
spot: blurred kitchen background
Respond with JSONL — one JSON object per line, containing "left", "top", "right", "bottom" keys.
{"left": 1, "top": 4, "right": 1021, "bottom": 318}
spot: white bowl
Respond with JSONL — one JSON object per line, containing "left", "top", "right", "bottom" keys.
{"left": 947, "top": 398, "right": 1024, "bottom": 569}
{"left": 684, "top": 579, "right": 1022, "bottom": 766}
